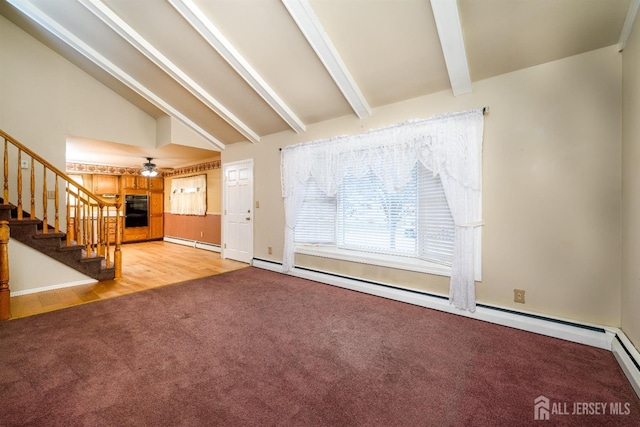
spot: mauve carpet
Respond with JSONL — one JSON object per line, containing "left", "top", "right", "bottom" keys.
{"left": 0, "top": 267, "right": 638, "bottom": 426}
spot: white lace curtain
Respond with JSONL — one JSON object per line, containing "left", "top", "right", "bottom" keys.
{"left": 170, "top": 175, "right": 207, "bottom": 215}
{"left": 280, "top": 109, "right": 484, "bottom": 311}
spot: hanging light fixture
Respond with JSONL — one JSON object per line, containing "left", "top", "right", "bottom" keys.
{"left": 141, "top": 157, "right": 158, "bottom": 177}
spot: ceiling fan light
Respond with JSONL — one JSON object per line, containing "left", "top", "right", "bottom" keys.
{"left": 141, "top": 157, "right": 158, "bottom": 177}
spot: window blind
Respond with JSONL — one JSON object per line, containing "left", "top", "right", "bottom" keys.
{"left": 337, "top": 168, "right": 417, "bottom": 257}
{"left": 294, "top": 177, "right": 336, "bottom": 244}
{"left": 295, "top": 164, "right": 455, "bottom": 265}
{"left": 418, "top": 167, "right": 454, "bottom": 265}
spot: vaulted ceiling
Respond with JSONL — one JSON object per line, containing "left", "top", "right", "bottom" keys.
{"left": 0, "top": 0, "right": 635, "bottom": 168}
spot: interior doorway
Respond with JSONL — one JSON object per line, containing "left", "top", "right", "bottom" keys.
{"left": 222, "top": 159, "right": 254, "bottom": 264}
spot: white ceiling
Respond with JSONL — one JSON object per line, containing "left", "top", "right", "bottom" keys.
{"left": 0, "top": 0, "right": 634, "bottom": 169}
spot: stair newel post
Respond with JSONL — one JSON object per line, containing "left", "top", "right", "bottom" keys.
{"left": 114, "top": 196, "right": 122, "bottom": 279}
{"left": 30, "top": 158, "right": 35, "bottom": 218}
{"left": 42, "top": 165, "right": 48, "bottom": 233}
{"left": 17, "top": 150, "right": 22, "bottom": 220}
{"left": 3, "top": 139, "right": 8, "bottom": 204}
{"left": 0, "top": 220, "right": 10, "bottom": 320}
{"left": 54, "top": 174, "right": 59, "bottom": 233}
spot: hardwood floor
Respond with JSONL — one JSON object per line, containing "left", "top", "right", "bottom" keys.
{"left": 9, "top": 241, "right": 249, "bottom": 319}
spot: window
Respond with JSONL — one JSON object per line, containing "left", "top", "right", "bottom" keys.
{"left": 170, "top": 175, "right": 207, "bottom": 215}
{"left": 282, "top": 109, "right": 484, "bottom": 310}
{"left": 295, "top": 163, "right": 455, "bottom": 271}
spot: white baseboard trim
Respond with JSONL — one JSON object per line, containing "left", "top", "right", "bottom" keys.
{"left": 611, "top": 330, "right": 640, "bottom": 399}
{"left": 164, "top": 236, "right": 221, "bottom": 253}
{"left": 253, "top": 258, "right": 640, "bottom": 397}
{"left": 252, "top": 259, "right": 614, "bottom": 350}
{"left": 11, "top": 279, "right": 98, "bottom": 297}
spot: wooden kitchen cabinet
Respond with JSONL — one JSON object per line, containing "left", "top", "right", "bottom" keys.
{"left": 105, "top": 217, "right": 121, "bottom": 244}
{"left": 67, "top": 216, "right": 121, "bottom": 244}
{"left": 149, "top": 216, "right": 163, "bottom": 240}
{"left": 148, "top": 176, "right": 163, "bottom": 191}
{"left": 123, "top": 227, "right": 148, "bottom": 242}
{"left": 122, "top": 175, "right": 148, "bottom": 190}
{"left": 148, "top": 191, "right": 163, "bottom": 239}
{"left": 93, "top": 174, "right": 119, "bottom": 195}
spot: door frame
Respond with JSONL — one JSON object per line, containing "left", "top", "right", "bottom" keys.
{"left": 221, "top": 158, "right": 254, "bottom": 263}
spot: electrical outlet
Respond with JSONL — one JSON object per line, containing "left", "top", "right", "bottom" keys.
{"left": 268, "top": 246, "right": 272, "bottom": 255}
{"left": 514, "top": 289, "right": 526, "bottom": 304}
{"left": 200, "top": 231, "right": 204, "bottom": 237}
{"left": 46, "top": 190, "right": 56, "bottom": 200}
{"left": 20, "top": 160, "right": 29, "bottom": 169}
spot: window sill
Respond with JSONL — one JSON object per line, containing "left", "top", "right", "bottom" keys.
{"left": 295, "top": 245, "right": 452, "bottom": 278}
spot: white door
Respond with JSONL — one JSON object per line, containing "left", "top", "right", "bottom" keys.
{"left": 222, "top": 159, "right": 253, "bottom": 263}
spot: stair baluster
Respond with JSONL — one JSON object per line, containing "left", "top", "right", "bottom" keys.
{"left": 42, "top": 164, "right": 48, "bottom": 233}
{"left": 17, "top": 150, "right": 22, "bottom": 220}
{"left": 30, "top": 158, "right": 35, "bottom": 218}
{"left": 54, "top": 175, "right": 60, "bottom": 233}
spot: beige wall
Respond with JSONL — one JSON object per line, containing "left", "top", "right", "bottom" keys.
{"left": 157, "top": 116, "right": 219, "bottom": 150}
{"left": 622, "top": 18, "right": 640, "bottom": 348}
{"left": 223, "top": 46, "right": 623, "bottom": 327}
{"left": 0, "top": 15, "right": 156, "bottom": 165}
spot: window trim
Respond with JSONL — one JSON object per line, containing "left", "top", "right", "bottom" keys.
{"left": 295, "top": 244, "right": 453, "bottom": 278}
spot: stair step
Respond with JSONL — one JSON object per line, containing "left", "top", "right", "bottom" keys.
{"left": 79, "top": 255, "right": 105, "bottom": 264}
{"left": 32, "top": 232, "right": 66, "bottom": 240}
{"left": 9, "top": 226, "right": 114, "bottom": 280}
{"left": 58, "top": 244, "right": 86, "bottom": 252}
{"left": 8, "top": 219, "right": 41, "bottom": 225}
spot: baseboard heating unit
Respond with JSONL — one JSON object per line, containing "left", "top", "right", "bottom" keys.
{"left": 163, "top": 236, "right": 221, "bottom": 252}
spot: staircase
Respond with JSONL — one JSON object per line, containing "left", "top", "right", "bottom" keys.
{"left": 0, "top": 129, "right": 123, "bottom": 319}
{"left": 0, "top": 203, "right": 115, "bottom": 281}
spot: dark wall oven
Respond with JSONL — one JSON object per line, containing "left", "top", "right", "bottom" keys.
{"left": 125, "top": 194, "right": 148, "bottom": 228}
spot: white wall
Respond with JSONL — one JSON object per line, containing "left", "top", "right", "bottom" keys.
{"left": 8, "top": 240, "right": 95, "bottom": 295}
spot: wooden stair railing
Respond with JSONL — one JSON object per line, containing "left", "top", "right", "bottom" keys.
{"left": 0, "top": 130, "right": 122, "bottom": 286}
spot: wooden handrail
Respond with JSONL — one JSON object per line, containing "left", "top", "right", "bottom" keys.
{"left": 0, "top": 129, "right": 122, "bottom": 282}
{"left": 0, "top": 130, "right": 112, "bottom": 207}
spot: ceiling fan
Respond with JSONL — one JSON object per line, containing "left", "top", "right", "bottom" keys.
{"left": 141, "top": 157, "right": 158, "bottom": 177}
